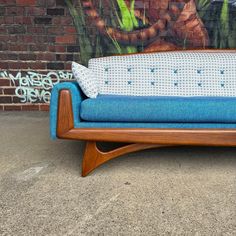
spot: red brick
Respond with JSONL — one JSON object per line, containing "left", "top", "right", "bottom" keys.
{"left": 26, "top": 7, "right": 45, "bottom": 15}
{"left": 64, "top": 26, "right": 76, "bottom": 34}
{"left": 47, "top": 0, "right": 55, "bottom": 7}
{"left": 0, "top": 62, "right": 8, "bottom": 69}
{"left": 6, "top": 7, "right": 25, "bottom": 16}
{"left": 29, "top": 44, "right": 47, "bottom": 51}
{"left": 36, "top": 0, "right": 46, "bottom": 7}
{"left": 4, "top": 105, "right": 22, "bottom": 111}
{"left": 0, "top": 17, "right": 4, "bottom": 24}
{"left": 55, "top": 45, "right": 66, "bottom": 52}
{"left": 47, "top": 27, "right": 64, "bottom": 35}
{"left": 22, "top": 104, "right": 40, "bottom": 111}
{"left": 73, "top": 53, "right": 80, "bottom": 61}
{"left": 29, "top": 62, "right": 46, "bottom": 70}
{"left": 8, "top": 61, "right": 29, "bottom": 69}
{"left": 52, "top": 16, "right": 73, "bottom": 25}
{"left": 65, "top": 63, "right": 72, "bottom": 70}
{"left": 14, "top": 16, "right": 32, "bottom": 24}
{"left": 47, "top": 36, "right": 55, "bottom": 43}
{"left": 66, "top": 45, "right": 79, "bottom": 53}
{"left": 0, "top": 96, "right": 12, "bottom": 103}
{"left": 60, "top": 17, "right": 73, "bottom": 25}
{"left": 48, "top": 45, "right": 65, "bottom": 52}
{"left": 0, "top": 35, "right": 9, "bottom": 42}
{"left": 52, "top": 17, "right": 60, "bottom": 24}
{"left": 0, "top": 44, "right": 8, "bottom": 52}
{"left": 47, "top": 8, "right": 64, "bottom": 16}
{"left": 0, "top": 79, "right": 10, "bottom": 86}
{"left": 0, "top": 52, "right": 8, "bottom": 61}
{"left": 35, "top": 35, "right": 48, "bottom": 43}
{"left": 36, "top": 52, "right": 55, "bottom": 61}
{"left": 8, "top": 25, "right": 26, "bottom": 34}
{"left": 40, "top": 104, "right": 49, "bottom": 111}
{"left": 19, "top": 53, "right": 36, "bottom": 60}
{"left": 0, "top": 0, "right": 16, "bottom": 5}
{"left": 3, "top": 88, "right": 16, "bottom": 95}
{"left": 34, "top": 17, "right": 52, "bottom": 24}
{"left": 9, "top": 53, "right": 18, "bottom": 60}
{"left": 8, "top": 44, "right": 28, "bottom": 51}
{"left": 55, "top": 0, "right": 66, "bottom": 6}
{"left": 56, "top": 53, "right": 67, "bottom": 61}
{"left": 18, "top": 35, "right": 34, "bottom": 43}
{"left": 4, "top": 16, "right": 14, "bottom": 24}
{"left": 0, "top": 105, "right": 3, "bottom": 111}
{"left": 16, "top": 0, "right": 36, "bottom": 6}
{"left": 12, "top": 96, "right": 22, "bottom": 103}
{"left": 0, "top": 8, "right": 5, "bottom": 15}
{"left": 0, "top": 27, "right": 6, "bottom": 34}
{"left": 0, "top": 54, "right": 8, "bottom": 61}
{"left": 27, "top": 26, "right": 45, "bottom": 34}
{"left": 9, "top": 35, "right": 18, "bottom": 42}
{"left": 6, "top": 53, "right": 18, "bottom": 60}
{"left": 47, "top": 62, "right": 64, "bottom": 70}
{"left": 56, "top": 35, "right": 76, "bottom": 44}
{"left": 59, "top": 79, "right": 71, "bottom": 83}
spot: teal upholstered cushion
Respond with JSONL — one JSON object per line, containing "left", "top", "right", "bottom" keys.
{"left": 75, "top": 122, "right": 236, "bottom": 129}
{"left": 49, "top": 82, "right": 236, "bottom": 140}
{"left": 80, "top": 95, "right": 236, "bottom": 123}
{"left": 50, "top": 82, "right": 84, "bottom": 140}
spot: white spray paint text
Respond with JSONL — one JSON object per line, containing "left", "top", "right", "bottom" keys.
{"left": 0, "top": 71, "right": 73, "bottom": 103}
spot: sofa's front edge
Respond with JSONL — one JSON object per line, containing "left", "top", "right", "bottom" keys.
{"left": 50, "top": 82, "right": 84, "bottom": 140}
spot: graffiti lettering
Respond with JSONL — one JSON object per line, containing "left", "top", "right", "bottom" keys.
{"left": 0, "top": 71, "right": 73, "bottom": 103}
{"left": 15, "top": 87, "right": 51, "bottom": 103}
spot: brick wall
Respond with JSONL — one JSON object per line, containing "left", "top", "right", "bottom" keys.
{"left": 0, "top": 0, "right": 78, "bottom": 111}
{"left": 0, "top": 0, "right": 235, "bottom": 111}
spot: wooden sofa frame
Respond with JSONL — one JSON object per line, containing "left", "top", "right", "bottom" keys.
{"left": 56, "top": 49, "right": 236, "bottom": 177}
{"left": 57, "top": 91, "right": 236, "bottom": 177}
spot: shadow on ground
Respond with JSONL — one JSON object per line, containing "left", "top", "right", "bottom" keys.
{"left": 0, "top": 112, "right": 236, "bottom": 235}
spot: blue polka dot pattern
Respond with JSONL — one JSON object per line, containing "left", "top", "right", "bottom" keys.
{"left": 87, "top": 52, "right": 236, "bottom": 96}
{"left": 72, "top": 62, "right": 98, "bottom": 98}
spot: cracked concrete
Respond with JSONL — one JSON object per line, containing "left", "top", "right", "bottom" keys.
{"left": 0, "top": 112, "right": 236, "bottom": 235}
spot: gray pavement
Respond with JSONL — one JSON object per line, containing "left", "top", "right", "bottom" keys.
{"left": 0, "top": 112, "right": 236, "bottom": 235}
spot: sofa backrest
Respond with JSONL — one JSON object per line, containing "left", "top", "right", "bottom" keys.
{"left": 88, "top": 51, "right": 236, "bottom": 97}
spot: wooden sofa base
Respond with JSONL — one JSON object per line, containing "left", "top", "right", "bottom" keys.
{"left": 82, "top": 142, "right": 168, "bottom": 177}
{"left": 57, "top": 90, "right": 236, "bottom": 177}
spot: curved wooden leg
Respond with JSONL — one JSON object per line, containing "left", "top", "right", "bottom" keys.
{"left": 82, "top": 141, "right": 169, "bottom": 177}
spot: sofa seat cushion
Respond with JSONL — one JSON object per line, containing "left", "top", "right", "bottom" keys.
{"left": 80, "top": 95, "right": 236, "bottom": 123}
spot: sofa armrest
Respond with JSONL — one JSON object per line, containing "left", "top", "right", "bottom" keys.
{"left": 50, "top": 82, "right": 85, "bottom": 140}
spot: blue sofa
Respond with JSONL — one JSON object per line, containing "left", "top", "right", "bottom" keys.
{"left": 50, "top": 50, "right": 236, "bottom": 176}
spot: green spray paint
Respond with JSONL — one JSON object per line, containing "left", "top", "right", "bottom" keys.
{"left": 116, "top": 0, "right": 138, "bottom": 53}
{"left": 116, "top": 0, "right": 138, "bottom": 31}
{"left": 220, "top": 0, "right": 229, "bottom": 48}
{"left": 65, "top": 0, "right": 92, "bottom": 65}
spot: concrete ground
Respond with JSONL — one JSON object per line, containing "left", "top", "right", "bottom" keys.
{"left": 0, "top": 112, "right": 236, "bottom": 236}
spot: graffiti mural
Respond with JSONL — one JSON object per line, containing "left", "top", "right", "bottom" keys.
{"left": 66, "top": 0, "right": 236, "bottom": 65}
{"left": 0, "top": 71, "right": 73, "bottom": 103}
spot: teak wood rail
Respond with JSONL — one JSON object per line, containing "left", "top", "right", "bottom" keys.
{"left": 56, "top": 89, "right": 236, "bottom": 177}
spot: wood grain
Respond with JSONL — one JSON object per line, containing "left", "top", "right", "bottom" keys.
{"left": 57, "top": 89, "right": 74, "bottom": 136}
{"left": 82, "top": 142, "right": 167, "bottom": 177}
{"left": 61, "top": 128, "right": 236, "bottom": 146}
